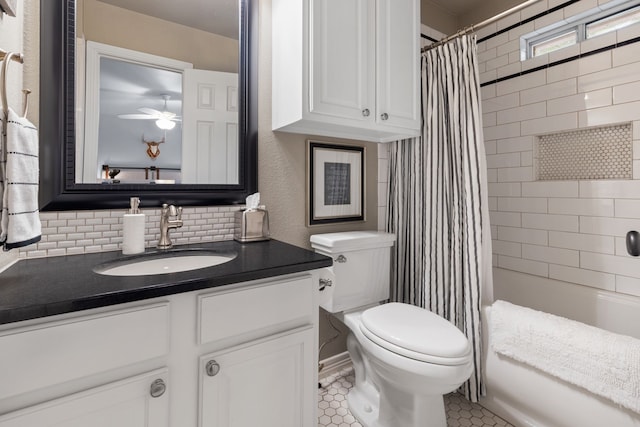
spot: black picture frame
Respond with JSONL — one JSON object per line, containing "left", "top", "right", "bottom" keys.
{"left": 308, "top": 141, "right": 364, "bottom": 225}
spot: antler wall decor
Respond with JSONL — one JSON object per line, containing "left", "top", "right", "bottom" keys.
{"left": 142, "top": 135, "right": 165, "bottom": 159}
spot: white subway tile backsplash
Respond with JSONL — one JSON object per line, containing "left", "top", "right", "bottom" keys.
{"left": 485, "top": 140, "right": 497, "bottom": 155}
{"left": 488, "top": 197, "right": 498, "bottom": 212}
{"left": 580, "top": 31, "right": 617, "bottom": 55}
{"left": 580, "top": 180, "right": 640, "bottom": 199}
{"left": 564, "top": 0, "right": 598, "bottom": 18}
{"left": 549, "top": 264, "right": 616, "bottom": 291}
{"left": 498, "top": 166, "right": 533, "bottom": 182}
{"left": 549, "top": 230, "right": 615, "bottom": 254}
{"left": 483, "top": 112, "right": 497, "bottom": 127}
{"left": 580, "top": 251, "right": 640, "bottom": 279}
{"left": 521, "top": 112, "right": 578, "bottom": 135}
{"left": 493, "top": 240, "right": 522, "bottom": 257}
{"left": 546, "top": 88, "right": 612, "bottom": 116}
{"left": 534, "top": 9, "right": 566, "bottom": 31}
{"left": 497, "top": 102, "right": 546, "bottom": 125}
{"left": 578, "top": 61, "right": 640, "bottom": 93}
{"left": 497, "top": 69, "right": 546, "bottom": 96}
{"left": 615, "top": 275, "right": 640, "bottom": 297}
{"left": 19, "top": 205, "right": 243, "bottom": 258}
{"left": 613, "top": 36, "right": 640, "bottom": 68}
{"left": 484, "top": 122, "right": 521, "bottom": 140}
{"left": 486, "top": 54, "right": 510, "bottom": 73}
{"left": 490, "top": 211, "right": 522, "bottom": 227}
{"left": 486, "top": 152, "right": 522, "bottom": 168}
{"left": 497, "top": 226, "right": 548, "bottom": 245}
{"left": 579, "top": 100, "right": 640, "bottom": 128}
{"left": 509, "top": 21, "right": 535, "bottom": 41}
{"left": 483, "top": 92, "right": 520, "bottom": 114}
{"left": 497, "top": 136, "right": 534, "bottom": 153}
{"left": 613, "top": 80, "right": 640, "bottom": 105}
{"left": 615, "top": 199, "right": 640, "bottom": 218}
{"left": 478, "top": 0, "right": 640, "bottom": 302}
{"left": 523, "top": 213, "right": 579, "bottom": 232}
{"left": 580, "top": 216, "right": 640, "bottom": 236}
{"left": 486, "top": 32, "right": 510, "bottom": 51}
{"left": 578, "top": 51, "right": 612, "bottom": 75}
{"left": 497, "top": 62, "right": 523, "bottom": 79}
{"left": 521, "top": 54, "right": 549, "bottom": 72}
{"left": 521, "top": 151, "right": 533, "bottom": 166}
{"left": 498, "top": 197, "right": 548, "bottom": 213}
{"left": 547, "top": 44, "right": 580, "bottom": 70}
{"left": 489, "top": 182, "right": 522, "bottom": 197}
{"left": 616, "top": 20, "right": 640, "bottom": 44}
{"left": 498, "top": 254, "right": 549, "bottom": 277}
{"left": 522, "top": 0, "right": 548, "bottom": 20}
{"left": 548, "top": 198, "right": 614, "bottom": 216}
{"left": 522, "top": 243, "right": 579, "bottom": 267}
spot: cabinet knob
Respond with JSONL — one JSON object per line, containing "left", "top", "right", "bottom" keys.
{"left": 380, "top": 113, "right": 389, "bottom": 120}
{"left": 362, "top": 108, "right": 370, "bottom": 117}
{"left": 206, "top": 360, "right": 221, "bottom": 377}
{"left": 150, "top": 379, "right": 166, "bottom": 398}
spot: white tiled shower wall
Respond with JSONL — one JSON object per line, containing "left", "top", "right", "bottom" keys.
{"left": 19, "top": 206, "right": 241, "bottom": 259}
{"left": 478, "top": 0, "right": 640, "bottom": 298}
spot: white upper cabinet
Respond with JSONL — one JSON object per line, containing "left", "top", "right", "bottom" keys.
{"left": 272, "top": 0, "right": 420, "bottom": 143}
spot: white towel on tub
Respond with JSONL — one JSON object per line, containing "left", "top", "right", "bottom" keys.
{"left": 0, "top": 108, "right": 41, "bottom": 250}
{"left": 490, "top": 300, "right": 640, "bottom": 415}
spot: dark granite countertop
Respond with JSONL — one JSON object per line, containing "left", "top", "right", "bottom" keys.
{"left": 0, "top": 239, "right": 332, "bottom": 325}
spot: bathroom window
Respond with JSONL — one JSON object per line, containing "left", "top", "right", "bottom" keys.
{"left": 524, "top": 2, "right": 640, "bottom": 59}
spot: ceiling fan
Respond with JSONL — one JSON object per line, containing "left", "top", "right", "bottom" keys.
{"left": 118, "top": 94, "right": 180, "bottom": 130}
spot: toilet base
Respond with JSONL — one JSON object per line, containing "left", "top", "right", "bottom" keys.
{"left": 347, "top": 382, "right": 447, "bottom": 427}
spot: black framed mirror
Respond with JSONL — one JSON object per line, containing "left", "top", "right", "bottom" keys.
{"left": 39, "top": 0, "right": 258, "bottom": 211}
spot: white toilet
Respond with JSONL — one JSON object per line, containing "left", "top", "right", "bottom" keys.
{"left": 311, "top": 231, "right": 473, "bottom": 427}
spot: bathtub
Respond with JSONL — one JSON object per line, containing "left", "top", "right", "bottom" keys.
{"left": 480, "top": 268, "right": 640, "bottom": 427}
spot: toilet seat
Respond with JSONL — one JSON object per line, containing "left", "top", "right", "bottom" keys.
{"left": 360, "top": 303, "right": 472, "bottom": 366}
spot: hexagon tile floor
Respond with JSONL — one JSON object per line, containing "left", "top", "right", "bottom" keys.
{"left": 318, "top": 366, "right": 516, "bottom": 427}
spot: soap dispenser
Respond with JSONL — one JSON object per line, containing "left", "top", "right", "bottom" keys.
{"left": 122, "top": 197, "right": 145, "bottom": 254}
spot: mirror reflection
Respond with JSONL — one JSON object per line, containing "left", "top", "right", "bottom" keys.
{"left": 75, "top": 0, "right": 240, "bottom": 185}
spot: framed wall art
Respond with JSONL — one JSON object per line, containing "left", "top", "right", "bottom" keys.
{"left": 308, "top": 141, "right": 364, "bottom": 225}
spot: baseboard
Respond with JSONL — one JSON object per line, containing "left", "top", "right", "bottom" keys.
{"left": 318, "top": 351, "right": 351, "bottom": 381}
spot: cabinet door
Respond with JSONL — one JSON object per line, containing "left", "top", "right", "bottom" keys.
{"left": 376, "top": 0, "right": 420, "bottom": 130}
{"left": 310, "top": 0, "right": 375, "bottom": 122}
{"left": 0, "top": 369, "right": 169, "bottom": 427}
{"left": 200, "top": 327, "right": 315, "bottom": 427}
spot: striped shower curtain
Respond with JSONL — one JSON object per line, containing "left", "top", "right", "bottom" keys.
{"left": 386, "top": 34, "right": 493, "bottom": 402}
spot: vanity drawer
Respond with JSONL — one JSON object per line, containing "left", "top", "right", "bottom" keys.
{"left": 0, "top": 303, "right": 169, "bottom": 400}
{"left": 198, "top": 275, "right": 314, "bottom": 345}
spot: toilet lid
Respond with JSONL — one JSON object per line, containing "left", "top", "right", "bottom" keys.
{"left": 360, "top": 303, "right": 471, "bottom": 365}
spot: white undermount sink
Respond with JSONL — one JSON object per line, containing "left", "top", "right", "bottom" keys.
{"left": 94, "top": 249, "right": 237, "bottom": 276}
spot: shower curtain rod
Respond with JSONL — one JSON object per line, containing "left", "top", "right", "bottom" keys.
{"left": 422, "top": 0, "right": 544, "bottom": 52}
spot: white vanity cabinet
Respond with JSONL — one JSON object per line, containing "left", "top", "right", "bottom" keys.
{"left": 272, "top": 0, "right": 420, "bottom": 143}
{"left": 0, "top": 273, "right": 318, "bottom": 427}
{"left": 0, "top": 369, "right": 169, "bottom": 427}
{"left": 197, "top": 275, "right": 316, "bottom": 427}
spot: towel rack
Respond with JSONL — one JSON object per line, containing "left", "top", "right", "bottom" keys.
{"left": 0, "top": 49, "right": 29, "bottom": 123}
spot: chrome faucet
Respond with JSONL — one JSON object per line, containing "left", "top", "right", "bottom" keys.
{"left": 157, "top": 204, "right": 183, "bottom": 249}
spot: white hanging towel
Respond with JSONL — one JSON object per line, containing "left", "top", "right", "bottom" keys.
{"left": 0, "top": 107, "right": 41, "bottom": 250}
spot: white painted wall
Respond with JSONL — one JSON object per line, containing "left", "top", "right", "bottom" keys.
{"left": 477, "top": 0, "right": 640, "bottom": 299}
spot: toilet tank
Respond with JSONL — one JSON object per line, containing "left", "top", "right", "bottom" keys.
{"left": 310, "top": 231, "right": 396, "bottom": 313}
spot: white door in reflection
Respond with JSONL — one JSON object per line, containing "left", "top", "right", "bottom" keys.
{"left": 182, "top": 70, "right": 239, "bottom": 184}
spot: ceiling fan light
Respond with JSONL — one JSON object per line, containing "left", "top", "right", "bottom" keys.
{"left": 156, "top": 118, "right": 175, "bottom": 130}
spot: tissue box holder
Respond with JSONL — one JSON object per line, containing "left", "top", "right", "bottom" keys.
{"left": 234, "top": 208, "right": 270, "bottom": 242}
